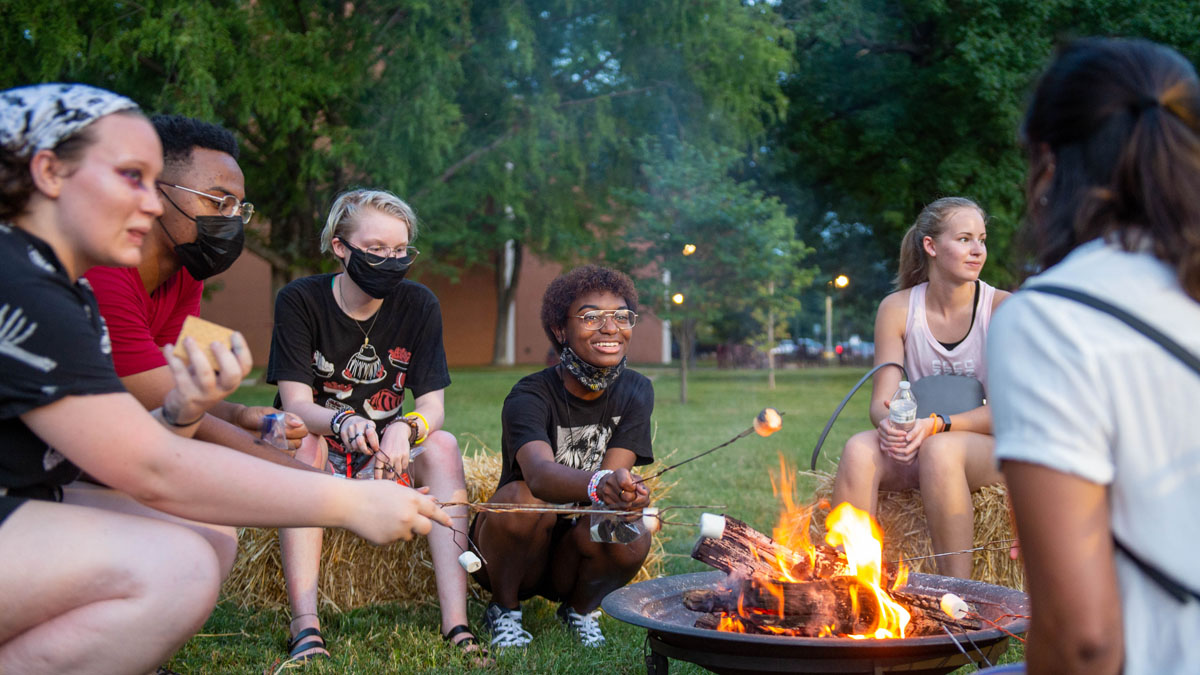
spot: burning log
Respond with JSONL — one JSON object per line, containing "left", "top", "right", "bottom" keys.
{"left": 684, "top": 580, "right": 981, "bottom": 637}
{"left": 690, "top": 515, "right": 848, "bottom": 581}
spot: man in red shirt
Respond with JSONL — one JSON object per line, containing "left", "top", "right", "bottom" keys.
{"left": 84, "top": 116, "right": 331, "bottom": 661}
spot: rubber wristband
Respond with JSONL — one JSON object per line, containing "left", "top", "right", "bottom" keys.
{"left": 404, "top": 411, "right": 429, "bottom": 446}
{"left": 161, "top": 405, "right": 203, "bottom": 428}
{"left": 588, "top": 469, "right": 614, "bottom": 505}
{"left": 928, "top": 413, "right": 941, "bottom": 435}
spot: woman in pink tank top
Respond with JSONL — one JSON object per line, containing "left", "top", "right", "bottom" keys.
{"left": 831, "top": 197, "right": 1010, "bottom": 579}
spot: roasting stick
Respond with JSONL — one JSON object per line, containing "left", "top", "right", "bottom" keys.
{"left": 885, "top": 539, "right": 1017, "bottom": 567}
{"left": 940, "top": 592, "right": 1029, "bottom": 644}
{"left": 631, "top": 407, "right": 785, "bottom": 487}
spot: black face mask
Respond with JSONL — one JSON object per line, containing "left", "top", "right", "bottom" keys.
{"left": 341, "top": 241, "right": 413, "bottom": 299}
{"left": 170, "top": 215, "right": 245, "bottom": 280}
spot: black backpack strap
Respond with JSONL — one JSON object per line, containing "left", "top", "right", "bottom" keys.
{"left": 1025, "top": 283, "right": 1200, "bottom": 603}
{"left": 1028, "top": 284, "right": 1200, "bottom": 377}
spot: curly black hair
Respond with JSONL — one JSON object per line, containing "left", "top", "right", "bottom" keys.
{"left": 541, "top": 265, "right": 639, "bottom": 350}
{"left": 151, "top": 114, "right": 239, "bottom": 171}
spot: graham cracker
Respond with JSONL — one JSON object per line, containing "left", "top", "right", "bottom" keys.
{"left": 173, "top": 315, "right": 236, "bottom": 370}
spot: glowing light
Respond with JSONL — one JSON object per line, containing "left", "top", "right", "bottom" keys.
{"left": 682, "top": 243, "right": 697, "bottom": 256}
{"left": 834, "top": 275, "right": 849, "bottom": 288}
{"left": 672, "top": 293, "right": 685, "bottom": 304}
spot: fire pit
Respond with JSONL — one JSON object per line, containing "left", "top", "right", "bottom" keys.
{"left": 603, "top": 570, "right": 1029, "bottom": 675}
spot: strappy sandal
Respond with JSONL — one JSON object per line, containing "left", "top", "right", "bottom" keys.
{"left": 287, "top": 626, "right": 330, "bottom": 663}
{"left": 443, "top": 624, "right": 494, "bottom": 668}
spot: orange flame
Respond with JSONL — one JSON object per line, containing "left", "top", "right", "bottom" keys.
{"left": 715, "top": 456, "right": 911, "bottom": 639}
{"left": 825, "top": 502, "right": 910, "bottom": 638}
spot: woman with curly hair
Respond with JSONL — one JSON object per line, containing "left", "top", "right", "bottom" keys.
{"left": 471, "top": 265, "right": 655, "bottom": 649}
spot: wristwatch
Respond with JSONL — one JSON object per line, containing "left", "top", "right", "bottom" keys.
{"left": 937, "top": 413, "right": 951, "bottom": 433}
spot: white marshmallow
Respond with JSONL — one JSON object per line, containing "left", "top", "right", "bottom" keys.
{"left": 642, "top": 507, "right": 661, "bottom": 534}
{"left": 699, "top": 513, "right": 726, "bottom": 540}
{"left": 458, "top": 551, "right": 482, "bottom": 573}
{"left": 940, "top": 593, "right": 969, "bottom": 620}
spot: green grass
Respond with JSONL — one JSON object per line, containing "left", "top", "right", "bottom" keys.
{"left": 171, "top": 365, "right": 1022, "bottom": 673}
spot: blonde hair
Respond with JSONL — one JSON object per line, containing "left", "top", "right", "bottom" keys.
{"left": 319, "top": 188, "right": 418, "bottom": 254}
{"left": 894, "top": 197, "right": 986, "bottom": 289}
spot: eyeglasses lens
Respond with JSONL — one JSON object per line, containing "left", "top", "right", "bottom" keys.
{"left": 582, "top": 311, "right": 636, "bottom": 329}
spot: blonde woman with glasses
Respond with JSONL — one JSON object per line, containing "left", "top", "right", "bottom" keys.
{"left": 267, "top": 188, "right": 486, "bottom": 666}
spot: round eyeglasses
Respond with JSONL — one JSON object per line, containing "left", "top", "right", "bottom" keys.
{"left": 574, "top": 309, "right": 638, "bottom": 330}
{"left": 157, "top": 182, "right": 255, "bottom": 224}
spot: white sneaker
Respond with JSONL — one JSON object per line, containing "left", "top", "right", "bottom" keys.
{"left": 557, "top": 604, "right": 606, "bottom": 647}
{"left": 483, "top": 602, "right": 532, "bottom": 649}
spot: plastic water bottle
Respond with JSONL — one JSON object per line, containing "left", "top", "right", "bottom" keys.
{"left": 889, "top": 380, "right": 918, "bottom": 432}
{"left": 589, "top": 505, "right": 651, "bottom": 544}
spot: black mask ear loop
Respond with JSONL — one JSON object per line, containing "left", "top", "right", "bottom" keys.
{"left": 156, "top": 186, "right": 195, "bottom": 245}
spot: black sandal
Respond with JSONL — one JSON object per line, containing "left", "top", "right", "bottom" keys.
{"left": 287, "top": 626, "right": 330, "bottom": 663}
{"left": 443, "top": 624, "right": 493, "bottom": 667}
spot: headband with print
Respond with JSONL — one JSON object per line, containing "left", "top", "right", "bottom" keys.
{"left": 0, "top": 83, "right": 139, "bottom": 159}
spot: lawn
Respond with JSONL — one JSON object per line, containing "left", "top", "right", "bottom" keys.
{"left": 169, "top": 364, "right": 1021, "bottom": 673}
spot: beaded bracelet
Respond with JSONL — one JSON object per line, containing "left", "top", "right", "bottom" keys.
{"left": 587, "top": 469, "right": 614, "bottom": 505}
{"left": 403, "top": 411, "right": 429, "bottom": 446}
{"left": 330, "top": 409, "right": 354, "bottom": 436}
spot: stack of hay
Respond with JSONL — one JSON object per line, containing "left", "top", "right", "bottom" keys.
{"left": 222, "top": 451, "right": 671, "bottom": 611}
{"left": 805, "top": 471, "right": 1024, "bottom": 590}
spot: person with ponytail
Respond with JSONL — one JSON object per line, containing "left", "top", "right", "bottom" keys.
{"left": 266, "top": 188, "right": 486, "bottom": 665}
{"left": 990, "top": 38, "right": 1200, "bottom": 674}
{"left": 831, "top": 196, "right": 1010, "bottom": 579}
{"left": 470, "top": 265, "right": 655, "bottom": 649}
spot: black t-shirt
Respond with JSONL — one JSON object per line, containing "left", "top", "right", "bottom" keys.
{"left": 0, "top": 225, "right": 126, "bottom": 515}
{"left": 498, "top": 366, "right": 654, "bottom": 491}
{"left": 267, "top": 274, "right": 451, "bottom": 453}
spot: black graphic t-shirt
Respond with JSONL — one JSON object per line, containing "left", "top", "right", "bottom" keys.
{"left": 498, "top": 366, "right": 654, "bottom": 492}
{"left": 267, "top": 274, "right": 451, "bottom": 466}
{"left": 0, "top": 225, "right": 126, "bottom": 520}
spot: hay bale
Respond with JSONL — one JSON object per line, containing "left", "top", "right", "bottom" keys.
{"left": 804, "top": 470, "right": 1024, "bottom": 590}
{"left": 222, "top": 450, "right": 672, "bottom": 611}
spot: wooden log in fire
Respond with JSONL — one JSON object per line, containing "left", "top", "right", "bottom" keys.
{"left": 684, "top": 580, "right": 982, "bottom": 637}
{"left": 690, "top": 515, "right": 848, "bottom": 581}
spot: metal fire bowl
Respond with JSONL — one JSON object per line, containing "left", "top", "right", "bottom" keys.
{"left": 603, "top": 571, "right": 1029, "bottom": 675}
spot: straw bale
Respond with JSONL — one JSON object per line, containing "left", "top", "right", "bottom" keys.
{"left": 222, "top": 450, "right": 673, "bottom": 611}
{"left": 803, "top": 470, "right": 1024, "bottom": 590}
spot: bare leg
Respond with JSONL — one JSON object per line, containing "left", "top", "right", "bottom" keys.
{"left": 831, "top": 430, "right": 918, "bottom": 518}
{"left": 62, "top": 481, "right": 238, "bottom": 579}
{"left": 551, "top": 518, "right": 651, "bottom": 613}
{"left": 280, "top": 433, "right": 328, "bottom": 658}
{"left": 472, "top": 481, "right": 557, "bottom": 608}
{"left": 410, "top": 430, "right": 471, "bottom": 636}
{"left": 0, "top": 500, "right": 221, "bottom": 675}
{"left": 919, "top": 432, "right": 1004, "bottom": 579}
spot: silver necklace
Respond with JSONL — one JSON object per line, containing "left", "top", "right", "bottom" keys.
{"left": 337, "top": 274, "right": 382, "bottom": 346}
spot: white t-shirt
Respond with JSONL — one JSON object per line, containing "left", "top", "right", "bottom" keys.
{"left": 989, "top": 239, "right": 1200, "bottom": 675}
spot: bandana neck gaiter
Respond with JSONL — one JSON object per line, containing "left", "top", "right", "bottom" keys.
{"left": 560, "top": 346, "right": 626, "bottom": 392}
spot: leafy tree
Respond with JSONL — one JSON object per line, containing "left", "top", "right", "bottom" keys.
{"left": 613, "top": 139, "right": 813, "bottom": 403}
{"left": 415, "top": 0, "right": 795, "bottom": 363}
{"left": 772, "top": 0, "right": 1200, "bottom": 289}
{"left": 2, "top": 0, "right": 794, "bottom": 364}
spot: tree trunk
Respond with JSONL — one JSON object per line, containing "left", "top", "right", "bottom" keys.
{"left": 673, "top": 319, "right": 694, "bottom": 404}
{"left": 491, "top": 240, "right": 522, "bottom": 365}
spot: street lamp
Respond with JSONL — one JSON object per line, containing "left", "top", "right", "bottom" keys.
{"left": 672, "top": 292, "right": 685, "bottom": 305}
{"left": 825, "top": 275, "right": 850, "bottom": 359}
